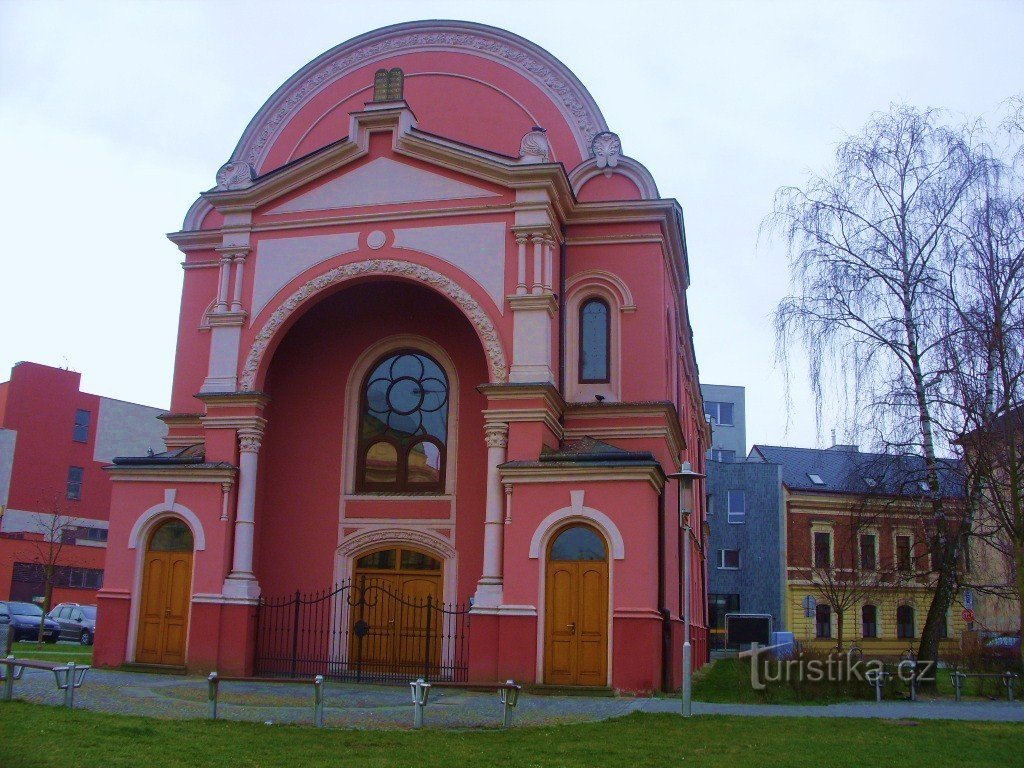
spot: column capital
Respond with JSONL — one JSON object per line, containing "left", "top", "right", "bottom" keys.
{"left": 238, "top": 427, "right": 264, "bottom": 454}
{"left": 484, "top": 422, "right": 509, "bottom": 448}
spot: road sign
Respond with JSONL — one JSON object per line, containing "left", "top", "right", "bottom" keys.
{"left": 962, "top": 608, "right": 975, "bottom": 623}
{"left": 963, "top": 589, "right": 974, "bottom": 610}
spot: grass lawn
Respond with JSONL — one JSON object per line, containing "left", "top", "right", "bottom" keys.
{"left": 0, "top": 702, "right": 1021, "bottom": 768}
{"left": 10, "top": 642, "right": 93, "bottom": 666}
{"left": 693, "top": 658, "right": 990, "bottom": 704}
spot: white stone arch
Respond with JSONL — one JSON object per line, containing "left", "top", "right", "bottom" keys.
{"left": 341, "top": 335, "right": 461, "bottom": 496}
{"left": 238, "top": 259, "right": 508, "bottom": 391}
{"left": 125, "top": 492, "right": 205, "bottom": 664}
{"left": 568, "top": 155, "right": 660, "bottom": 200}
{"left": 529, "top": 494, "right": 623, "bottom": 686}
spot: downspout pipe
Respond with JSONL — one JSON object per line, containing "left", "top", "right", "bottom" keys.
{"left": 658, "top": 484, "right": 672, "bottom": 692}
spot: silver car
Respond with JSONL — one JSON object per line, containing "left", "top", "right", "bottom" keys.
{"left": 47, "top": 603, "right": 97, "bottom": 645}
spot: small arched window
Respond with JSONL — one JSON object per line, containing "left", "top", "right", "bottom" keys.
{"left": 862, "top": 604, "right": 877, "bottom": 638}
{"left": 896, "top": 605, "right": 915, "bottom": 639}
{"left": 579, "top": 297, "right": 610, "bottom": 383}
{"left": 357, "top": 351, "right": 449, "bottom": 493}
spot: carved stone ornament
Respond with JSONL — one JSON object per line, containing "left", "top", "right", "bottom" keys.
{"left": 236, "top": 26, "right": 606, "bottom": 168}
{"left": 215, "top": 161, "right": 256, "bottom": 191}
{"left": 591, "top": 131, "right": 621, "bottom": 171}
{"left": 337, "top": 527, "right": 456, "bottom": 560}
{"left": 238, "top": 428, "right": 264, "bottom": 454}
{"left": 239, "top": 260, "right": 508, "bottom": 390}
{"left": 484, "top": 423, "right": 509, "bottom": 449}
{"left": 519, "top": 127, "right": 551, "bottom": 164}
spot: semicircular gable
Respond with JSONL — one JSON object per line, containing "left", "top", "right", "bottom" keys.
{"left": 230, "top": 20, "right": 608, "bottom": 174}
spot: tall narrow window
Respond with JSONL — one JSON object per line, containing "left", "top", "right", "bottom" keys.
{"left": 896, "top": 605, "right": 915, "bottom": 639}
{"left": 66, "top": 466, "right": 84, "bottom": 500}
{"left": 579, "top": 298, "right": 610, "bottom": 383}
{"left": 815, "top": 604, "right": 832, "bottom": 638}
{"left": 727, "top": 490, "right": 746, "bottom": 524}
{"left": 357, "top": 351, "right": 449, "bottom": 493}
{"left": 73, "top": 410, "right": 91, "bottom": 443}
{"left": 859, "top": 534, "right": 877, "bottom": 571}
{"left": 813, "top": 531, "right": 831, "bottom": 569}
{"left": 862, "top": 604, "right": 878, "bottom": 638}
{"left": 895, "top": 535, "right": 912, "bottom": 573}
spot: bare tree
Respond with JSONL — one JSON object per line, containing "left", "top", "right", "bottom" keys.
{"left": 26, "top": 496, "right": 79, "bottom": 644}
{"left": 768, "top": 105, "right": 989, "bottom": 667}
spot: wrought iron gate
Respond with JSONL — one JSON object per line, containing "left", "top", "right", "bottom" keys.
{"left": 254, "top": 577, "right": 470, "bottom": 684}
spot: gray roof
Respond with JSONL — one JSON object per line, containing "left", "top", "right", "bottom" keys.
{"left": 750, "top": 444, "right": 964, "bottom": 498}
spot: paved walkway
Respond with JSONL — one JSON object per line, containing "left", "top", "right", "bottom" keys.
{"left": 7, "top": 667, "right": 1023, "bottom": 727}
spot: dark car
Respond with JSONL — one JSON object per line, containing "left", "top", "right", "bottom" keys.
{"left": 47, "top": 603, "right": 97, "bottom": 645}
{"left": 0, "top": 601, "right": 60, "bottom": 642}
{"left": 983, "top": 634, "right": 1022, "bottom": 660}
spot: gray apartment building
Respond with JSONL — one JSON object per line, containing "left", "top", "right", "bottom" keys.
{"left": 700, "top": 384, "right": 786, "bottom": 648}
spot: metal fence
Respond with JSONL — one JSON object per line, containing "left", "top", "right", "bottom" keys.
{"left": 254, "top": 577, "right": 470, "bottom": 684}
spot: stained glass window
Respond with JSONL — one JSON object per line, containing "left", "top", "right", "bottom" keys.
{"left": 579, "top": 298, "right": 610, "bottom": 383}
{"left": 358, "top": 351, "right": 449, "bottom": 492}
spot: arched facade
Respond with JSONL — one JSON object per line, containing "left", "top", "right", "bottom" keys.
{"left": 96, "top": 21, "right": 710, "bottom": 694}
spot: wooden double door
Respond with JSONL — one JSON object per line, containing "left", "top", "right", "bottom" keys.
{"left": 544, "top": 525, "right": 609, "bottom": 687}
{"left": 350, "top": 547, "right": 443, "bottom": 674}
{"left": 136, "top": 519, "right": 193, "bottom": 666}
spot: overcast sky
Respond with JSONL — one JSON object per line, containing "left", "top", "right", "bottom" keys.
{"left": 1, "top": 0, "right": 1021, "bottom": 452}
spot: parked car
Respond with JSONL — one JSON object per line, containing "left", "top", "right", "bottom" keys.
{"left": 983, "top": 634, "right": 1022, "bottom": 660}
{"left": 47, "top": 603, "right": 97, "bottom": 645}
{"left": 0, "top": 601, "right": 60, "bottom": 643}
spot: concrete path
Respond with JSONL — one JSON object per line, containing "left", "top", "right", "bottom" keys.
{"left": 7, "top": 667, "right": 1023, "bottom": 727}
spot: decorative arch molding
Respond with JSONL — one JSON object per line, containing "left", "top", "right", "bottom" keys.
{"left": 238, "top": 259, "right": 508, "bottom": 390}
{"left": 128, "top": 494, "right": 207, "bottom": 551}
{"left": 337, "top": 527, "right": 456, "bottom": 561}
{"left": 230, "top": 20, "right": 608, "bottom": 171}
{"left": 528, "top": 506, "right": 625, "bottom": 560}
{"left": 565, "top": 269, "right": 636, "bottom": 312}
{"left": 568, "top": 156, "right": 660, "bottom": 200}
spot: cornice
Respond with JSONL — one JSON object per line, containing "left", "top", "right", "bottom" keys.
{"left": 195, "top": 391, "right": 272, "bottom": 409}
{"left": 483, "top": 407, "right": 563, "bottom": 440}
{"left": 506, "top": 293, "right": 558, "bottom": 316}
{"left": 478, "top": 382, "right": 566, "bottom": 414}
{"left": 168, "top": 229, "right": 222, "bottom": 252}
{"left": 105, "top": 465, "right": 237, "bottom": 484}
{"left": 158, "top": 413, "right": 203, "bottom": 427}
{"left": 500, "top": 463, "right": 665, "bottom": 492}
{"left": 206, "top": 311, "right": 248, "bottom": 328}
{"left": 565, "top": 401, "right": 685, "bottom": 453}
{"left": 199, "top": 415, "right": 268, "bottom": 431}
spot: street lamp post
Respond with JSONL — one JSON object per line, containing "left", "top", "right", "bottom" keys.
{"left": 667, "top": 460, "right": 704, "bottom": 718}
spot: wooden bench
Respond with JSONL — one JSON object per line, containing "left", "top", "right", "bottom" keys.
{"left": 950, "top": 670, "right": 1020, "bottom": 702}
{"left": 0, "top": 656, "right": 90, "bottom": 708}
{"left": 206, "top": 672, "right": 326, "bottom": 726}
{"left": 409, "top": 679, "right": 522, "bottom": 728}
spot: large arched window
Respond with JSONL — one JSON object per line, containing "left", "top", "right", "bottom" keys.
{"left": 357, "top": 351, "right": 449, "bottom": 493}
{"left": 579, "top": 297, "right": 610, "bottom": 383}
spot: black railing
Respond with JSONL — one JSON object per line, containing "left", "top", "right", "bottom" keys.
{"left": 254, "top": 577, "right": 470, "bottom": 684}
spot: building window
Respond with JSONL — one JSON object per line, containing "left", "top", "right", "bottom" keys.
{"left": 66, "top": 466, "right": 84, "bottom": 500}
{"left": 813, "top": 531, "right": 831, "bottom": 569}
{"left": 896, "top": 605, "right": 915, "bottom": 639}
{"left": 704, "top": 401, "right": 734, "bottom": 427}
{"left": 356, "top": 351, "right": 449, "bottom": 493}
{"left": 807, "top": 473, "right": 826, "bottom": 486}
{"left": 579, "top": 298, "right": 610, "bottom": 383}
{"left": 72, "top": 409, "right": 91, "bottom": 443}
{"left": 859, "top": 534, "right": 877, "bottom": 571}
{"left": 717, "top": 549, "right": 740, "bottom": 569}
{"left": 939, "top": 610, "right": 949, "bottom": 639}
{"left": 711, "top": 449, "right": 736, "bottom": 462}
{"left": 727, "top": 490, "right": 746, "bottom": 524}
{"left": 895, "top": 535, "right": 912, "bottom": 573}
{"left": 708, "top": 593, "right": 740, "bottom": 630}
{"left": 862, "top": 604, "right": 878, "bottom": 638}
{"left": 815, "top": 604, "right": 832, "bottom": 638}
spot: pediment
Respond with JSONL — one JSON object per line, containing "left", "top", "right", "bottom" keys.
{"left": 267, "top": 156, "right": 499, "bottom": 214}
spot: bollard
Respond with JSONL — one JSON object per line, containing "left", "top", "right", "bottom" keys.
{"left": 898, "top": 661, "right": 916, "bottom": 702}
{"left": 313, "top": 675, "right": 325, "bottom": 728}
{"left": 208, "top": 672, "right": 219, "bottom": 719}
{"left": 499, "top": 680, "right": 521, "bottom": 729}
{"left": 410, "top": 678, "right": 431, "bottom": 729}
{"left": 2, "top": 655, "right": 16, "bottom": 702}
{"left": 1004, "top": 672, "right": 1017, "bottom": 702}
{"left": 952, "top": 672, "right": 963, "bottom": 703}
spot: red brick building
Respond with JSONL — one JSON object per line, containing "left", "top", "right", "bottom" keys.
{"left": 0, "top": 362, "right": 166, "bottom": 604}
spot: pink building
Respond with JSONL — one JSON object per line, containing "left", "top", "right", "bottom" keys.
{"left": 96, "top": 21, "right": 709, "bottom": 693}
{"left": 0, "top": 362, "right": 165, "bottom": 604}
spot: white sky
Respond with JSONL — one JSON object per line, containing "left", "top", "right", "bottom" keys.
{"left": 1, "top": 0, "right": 1021, "bottom": 452}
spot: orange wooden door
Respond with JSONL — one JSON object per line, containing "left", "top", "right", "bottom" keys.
{"left": 136, "top": 550, "right": 192, "bottom": 666}
{"left": 544, "top": 526, "right": 609, "bottom": 686}
{"left": 395, "top": 574, "right": 442, "bottom": 670}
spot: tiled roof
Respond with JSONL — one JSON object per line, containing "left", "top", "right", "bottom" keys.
{"left": 750, "top": 444, "right": 964, "bottom": 498}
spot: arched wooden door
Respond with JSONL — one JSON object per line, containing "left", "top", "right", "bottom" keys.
{"left": 350, "top": 547, "right": 443, "bottom": 675}
{"left": 136, "top": 519, "right": 194, "bottom": 666}
{"left": 544, "top": 525, "right": 609, "bottom": 686}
